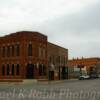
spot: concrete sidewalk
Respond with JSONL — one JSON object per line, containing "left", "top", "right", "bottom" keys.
{"left": 37, "top": 79, "right": 78, "bottom": 84}
{"left": 0, "top": 79, "right": 78, "bottom": 85}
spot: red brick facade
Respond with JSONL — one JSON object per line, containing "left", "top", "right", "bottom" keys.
{"left": 0, "top": 31, "right": 69, "bottom": 81}
{"left": 48, "top": 42, "right": 68, "bottom": 80}
{"left": 0, "top": 31, "right": 48, "bottom": 80}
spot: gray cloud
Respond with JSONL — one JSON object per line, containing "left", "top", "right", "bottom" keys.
{"left": 41, "top": 1, "right": 100, "bottom": 35}
{"left": 0, "top": 0, "right": 100, "bottom": 58}
{"left": 39, "top": 1, "right": 100, "bottom": 58}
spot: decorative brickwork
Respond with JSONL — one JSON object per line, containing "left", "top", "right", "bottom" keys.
{"left": 0, "top": 31, "right": 68, "bottom": 81}
{"left": 48, "top": 42, "right": 68, "bottom": 80}
{"left": 0, "top": 31, "right": 48, "bottom": 80}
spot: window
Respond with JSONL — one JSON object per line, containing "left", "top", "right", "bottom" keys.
{"left": 16, "top": 44, "right": 20, "bottom": 56}
{"left": 61, "top": 56, "right": 63, "bottom": 65}
{"left": 39, "top": 64, "right": 42, "bottom": 75}
{"left": 66, "top": 57, "right": 68, "bottom": 64}
{"left": 12, "top": 45, "right": 15, "bottom": 57}
{"left": 39, "top": 47, "right": 41, "bottom": 58}
{"left": 16, "top": 64, "right": 20, "bottom": 75}
{"left": 2, "top": 65, "right": 5, "bottom": 76}
{"left": 39, "top": 47, "right": 46, "bottom": 59}
{"left": 52, "top": 56, "right": 55, "bottom": 65}
{"left": 39, "top": 64, "right": 46, "bottom": 76}
{"left": 12, "top": 64, "right": 14, "bottom": 75}
{"left": 43, "top": 48, "right": 46, "bottom": 59}
{"left": 62, "top": 56, "right": 65, "bottom": 65}
{"left": 7, "top": 46, "right": 10, "bottom": 57}
{"left": 7, "top": 64, "right": 10, "bottom": 75}
{"left": 2, "top": 46, "right": 5, "bottom": 57}
{"left": 42, "top": 65, "right": 46, "bottom": 75}
{"left": 49, "top": 56, "right": 52, "bottom": 64}
{"left": 58, "top": 56, "right": 61, "bottom": 64}
{"left": 64, "top": 56, "right": 67, "bottom": 65}
{"left": 41, "top": 48, "right": 43, "bottom": 58}
{"left": 28, "top": 43, "right": 32, "bottom": 56}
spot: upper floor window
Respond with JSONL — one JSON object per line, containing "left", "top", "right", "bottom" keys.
{"left": 58, "top": 56, "right": 61, "bottom": 64}
{"left": 64, "top": 56, "right": 67, "bottom": 65}
{"left": 61, "top": 56, "right": 64, "bottom": 65}
{"left": 39, "top": 47, "right": 46, "bottom": 59}
{"left": 49, "top": 56, "right": 52, "bottom": 64}
{"left": 16, "top": 44, "right": 20, "bottom": 56}
{"left": 7, "top": 46, "right": 10, "bottom": 57}
{"left": 2, "top": 46, "right": 5, "bottom": 57}
{"left": 28, "top": 43, "right": 32, "bottom": 56}
{"left": 39, "top": 47, "right": 41, "bottom": 58}
{"left": 11, "top": 45, "right": 14, "bottom": 57}
{"left": 43, "top": 48, "right": 46, "bottom": 59}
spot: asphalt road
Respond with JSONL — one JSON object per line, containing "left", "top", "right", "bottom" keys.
{"left": 0, "top": 79, "right": 100, "bottom": 100}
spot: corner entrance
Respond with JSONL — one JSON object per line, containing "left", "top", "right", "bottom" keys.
{"left": 26, "top": 64, "right": 34, "bottom": 79}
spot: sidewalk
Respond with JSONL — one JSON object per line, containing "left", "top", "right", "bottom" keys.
{"left": 37, "top": 79, "right": 78, "bottom": 84}
{"left": 0, "top": 79, "right": 78, "bottom": 85}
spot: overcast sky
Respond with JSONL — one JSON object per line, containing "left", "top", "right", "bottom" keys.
{"left": 0, "top": 0, "right": 100, "bottom": 59}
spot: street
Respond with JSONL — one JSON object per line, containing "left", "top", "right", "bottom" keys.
{"left": 0, "top": 79, "right": 100, "bottom": 100}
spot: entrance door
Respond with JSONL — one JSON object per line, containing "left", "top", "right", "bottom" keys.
{"left": 61, "top": 67, "right": 67, "bottom": 79}
{"left": 49, "top": 71, "right": 54, "bottom": 80}
{"left": 26, "top": 64, "right": 34, "bottom": 79}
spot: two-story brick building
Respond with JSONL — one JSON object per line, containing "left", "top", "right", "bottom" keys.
{"left": 48, "top": 42, "right": 68, "bottom": 80}
{"left": 0, "top": 31, "right": 68, "bottom": 81}
{"left": 0, "top": 31, "right": 48, "bottom": 81}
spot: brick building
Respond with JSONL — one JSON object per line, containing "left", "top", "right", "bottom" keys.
{"left": 68, "top": 57, "right": 100, "bottom": 78}
{"left": 0, "top": 31, "right": 69, "bottom": 81}
{"left": 48, "top": 42, "right": 68, "bottom": 80}
{"left": 0, "top": 31, "right": 48, "bottom": 81}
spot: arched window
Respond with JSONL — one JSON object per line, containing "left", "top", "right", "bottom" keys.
{"left": 28, "top": 43, "right": 32, "bottom": 56}
{"left": 11, "top": 45, "right": 15, "bottom": 57}
{"left": 7, "top": 46, "right": 10, "bottom": 57}
{"left": 43, "top": 48, "right": 46, "bottom": 58}
{"left": 16, "top": 44, "right": 20, "bottom": 56}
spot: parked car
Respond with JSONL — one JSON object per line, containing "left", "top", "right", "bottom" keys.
{"left": 79, "top": 75, "right": 90, "bottom": 80}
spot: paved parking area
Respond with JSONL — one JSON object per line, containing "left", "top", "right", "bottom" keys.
{"left": 0, "top": 79, "right": 100, "bottom": 100}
